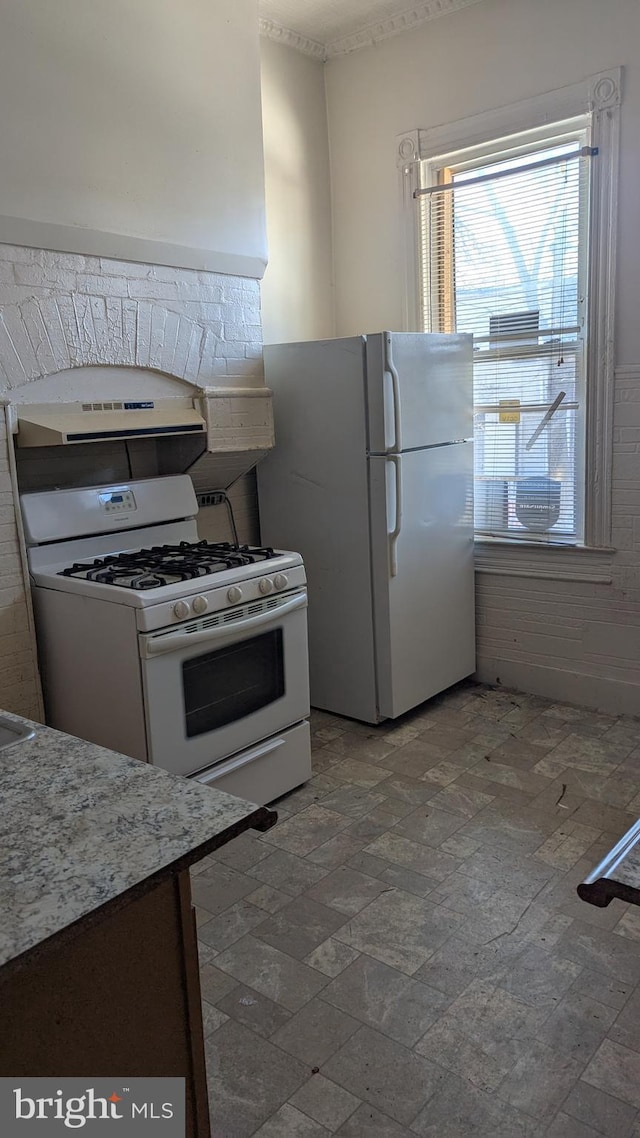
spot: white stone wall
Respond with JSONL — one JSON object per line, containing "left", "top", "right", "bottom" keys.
{"left": 0, "top": 243, "right": 267, "bottom": 720}
{"left": 0, "top": 245, "right": 263, "bottom": 387}
{"left": 0, "top": 406, "right": 41, "bottom": 720}
{"left": 475, "top": 365, "right": 640, "bottom": 715}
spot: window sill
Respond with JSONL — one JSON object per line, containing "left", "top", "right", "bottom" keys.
{"left": 474, "top": 538, "right": 614, "bottom": 583}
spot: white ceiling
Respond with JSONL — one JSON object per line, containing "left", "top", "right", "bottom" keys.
{"left": 258, "top": 0, "right": 485, "bottom": 58}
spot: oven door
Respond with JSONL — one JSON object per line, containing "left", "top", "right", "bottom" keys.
{"left": 139, "top": 589, "right": 309, "bottom": 776}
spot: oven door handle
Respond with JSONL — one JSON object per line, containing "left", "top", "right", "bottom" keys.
{"left": 141, "top": 590, "right": 308, "bottom": 657}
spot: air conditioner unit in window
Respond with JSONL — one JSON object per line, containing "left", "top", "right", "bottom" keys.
{"left": 489, "top": 310, "right": 540, "bottom": 347}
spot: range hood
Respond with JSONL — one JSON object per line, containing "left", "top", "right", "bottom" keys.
{"left": 15, "top": 399, "right": 206, "bottom": 447}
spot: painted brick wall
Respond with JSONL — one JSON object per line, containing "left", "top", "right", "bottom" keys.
{"left": 0, "top": 245, "right": 263, "bottom": 386}
{"left": 0, "top": 243, "right": 266, "bottom": 721}
{"left": 475, "top": 365, "right": 640, "bottom": 715}
{"left": 0, "top": 406, "right": 41, "bottom": 720}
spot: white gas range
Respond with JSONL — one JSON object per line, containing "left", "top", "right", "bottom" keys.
{"left": 21, "top": 476, "right": 311, "bottom": 804}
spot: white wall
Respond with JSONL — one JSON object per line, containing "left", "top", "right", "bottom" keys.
{"left": 322, "top": 0, "right": 640, "bottom": 713}
{"left": 325, "top": 0, "right": 640, "bottom": 360}
{"left": 260, "top": 39, "right": 335, "bottom": 344}
{"left": 0, "top": 0, "right": 270, "bottom": 719}
{"left": 0, "top": 0, "right": 267, "bottom": 277}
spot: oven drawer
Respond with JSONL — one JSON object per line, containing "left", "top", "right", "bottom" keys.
{"left": 192, "top": 721, "right": 311, "bottom": 806}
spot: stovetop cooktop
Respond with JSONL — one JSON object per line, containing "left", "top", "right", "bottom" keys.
{"left": 58, "top": 540, "right": 278, "bottom": 591}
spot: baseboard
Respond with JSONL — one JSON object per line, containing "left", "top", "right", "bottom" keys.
{"left": 475, "top": 656, "right": 640, "bottom": 718}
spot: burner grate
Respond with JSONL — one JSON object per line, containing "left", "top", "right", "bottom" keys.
{"left": 59, "top": 540, "right": 277, "bottom": 590}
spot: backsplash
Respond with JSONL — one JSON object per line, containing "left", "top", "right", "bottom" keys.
{"left": 0, "top": 242, "right": 267, "bottom": 720}
{"left": 0, "top": 245, "right": 263, "bottom": 385}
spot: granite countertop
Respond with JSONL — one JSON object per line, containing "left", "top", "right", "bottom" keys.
{"left": 0, "top": 711, "right": 275, "bottom": 972}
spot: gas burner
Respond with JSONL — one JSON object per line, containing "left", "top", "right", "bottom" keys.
{"left": 59, "top": 540, "right": 278, "bottom": 590}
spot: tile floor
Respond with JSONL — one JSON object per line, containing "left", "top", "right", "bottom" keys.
{"left": 191, "top": 682, "right": 640, "bottom": 1137}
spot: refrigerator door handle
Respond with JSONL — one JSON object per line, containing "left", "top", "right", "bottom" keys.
{"left": 384, "top": 334, "right": 402, "bottom": 453}
{"left": 388, "top": 454, "right": 403, "bottom": 577}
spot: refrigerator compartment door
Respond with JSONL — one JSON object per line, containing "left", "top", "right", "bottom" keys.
{"left": 369, "top": 442, "right": 476, "bottom": 720}
{"left": 259, "top": 337, "right": 379, "bottom": 724}
{"left": 366, "top": 332, "right": 474, "bottom": 454}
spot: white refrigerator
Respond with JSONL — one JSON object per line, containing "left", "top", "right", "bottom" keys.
{"left": 257, "top": 331, "right": 475, "bottom": 724}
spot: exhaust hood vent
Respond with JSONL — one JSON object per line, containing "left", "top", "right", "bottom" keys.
{"left": 15, "top": 399, "right": 206, "bottom": 447}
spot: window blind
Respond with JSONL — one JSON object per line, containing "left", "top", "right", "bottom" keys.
{"left": 417, "top": 140, "right": 591, "bottom": 543}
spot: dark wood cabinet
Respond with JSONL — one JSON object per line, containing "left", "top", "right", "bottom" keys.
{"left": 0, "top": 871, "right": 210, "bottom": 1137}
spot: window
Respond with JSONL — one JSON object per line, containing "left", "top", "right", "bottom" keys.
{"left": 419, "top": 124, "right": 589, "bottom": 543}
{"left": 399, "top": 71, "right": 621, "bottom": 557}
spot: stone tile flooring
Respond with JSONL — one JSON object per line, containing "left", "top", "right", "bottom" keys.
{"left": 191, "top": 682, "right": 640, "bottom": 1137}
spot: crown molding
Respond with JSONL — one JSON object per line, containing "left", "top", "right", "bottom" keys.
{"left": 326, "top": 0, "right": 485, "bottom": 55}
{"left": 258, "top": 18, "right": 326, "bottom": 60}
{"left": 259, "top": 0, "right": 486, "bottom": 60}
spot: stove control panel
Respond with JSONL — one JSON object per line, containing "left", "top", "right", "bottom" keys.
{"left": 98, "top": 489, "right": 136, "bottom": 514}
{"left": 135, "top": 562, "right": 307, "bottom": 633}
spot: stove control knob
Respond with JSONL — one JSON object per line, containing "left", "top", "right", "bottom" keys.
{"left": 173, "top": 600, "right": 190, "bottom": 620}
{"left": 227, "top": 586, "right": 243, "bottom": 605}
{"left": 192, "top": 595, "right": 208, "bottom": 615}
{"left": 274, "top": 573, "right": 289, "bottom": 591}
{"left": 259, "top": 577, "right": 274, "bottom": 595}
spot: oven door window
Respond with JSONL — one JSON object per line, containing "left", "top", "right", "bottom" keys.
{"left": 182, "top": 629, "right": 285, "bottom": 738}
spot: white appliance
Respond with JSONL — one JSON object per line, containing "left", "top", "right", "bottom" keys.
{"left": 21, "top": 476, "right": 311, "bottom": 804}
{"left": 258, "top": 331, "right": 475, "bottom": 724}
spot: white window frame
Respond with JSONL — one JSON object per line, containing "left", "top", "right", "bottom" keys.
{"left": 397, "top": 69, "right": 621, "bottom": 582}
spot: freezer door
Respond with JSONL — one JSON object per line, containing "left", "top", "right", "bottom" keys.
{"left": 365, "top": 332, "right": 473, "bottom": 454}
{"left": 369, "top": 442, "right": 475, "bottom": 720}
